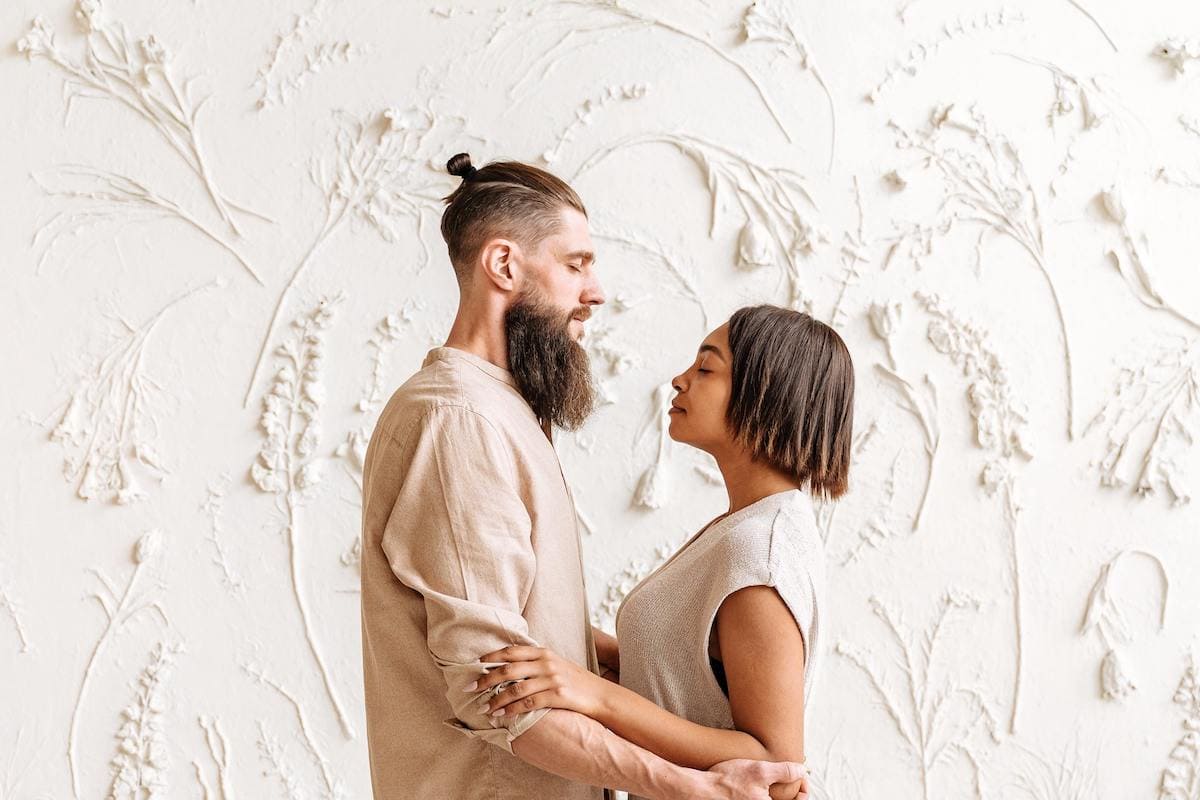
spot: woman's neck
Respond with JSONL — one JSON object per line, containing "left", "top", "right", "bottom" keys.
{"left": 712, "top": 447, "right": 803, "bottom": 515}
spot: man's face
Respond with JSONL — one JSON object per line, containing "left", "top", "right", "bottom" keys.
{"left": 518, "top": 207, "right": 604, "bottom": 341}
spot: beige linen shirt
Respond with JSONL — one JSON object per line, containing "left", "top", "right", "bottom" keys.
{"left": 360, "top": 345, "right": 607, "bottom": 800}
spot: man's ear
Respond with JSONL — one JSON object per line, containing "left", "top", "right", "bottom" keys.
{"left": 479, "top": 238, "right": 519, "bottom": 292}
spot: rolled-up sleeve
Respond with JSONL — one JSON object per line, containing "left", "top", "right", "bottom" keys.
{"left": 381, "top": 405, "right": 548, "bottom": 753}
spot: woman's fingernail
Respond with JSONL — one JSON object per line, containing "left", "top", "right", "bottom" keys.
{"left": 491, "top": 708, "right": 505, "bottom": 717}
{"left": 462, "top": 681, "right": 477, "bottom": 692}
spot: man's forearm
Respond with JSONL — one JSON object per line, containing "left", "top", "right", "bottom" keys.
{"left": 511, "top": 708, "right": 705, "bottom": 800}
{"left": 592, "top": 626, "right": 620, "bottom": 671}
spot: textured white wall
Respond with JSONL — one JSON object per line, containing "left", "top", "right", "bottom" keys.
{"left": 3, "top": 0, "right": 1199, "bottom": 797}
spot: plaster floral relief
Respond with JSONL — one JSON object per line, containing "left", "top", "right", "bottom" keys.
{"left": 1079, "top": 549, "right": 1169, "bottom": 701}
{"left": 917, "top": 290, "right": 1032, "bottom": 734}
{"left": 249, "top": 293, "right": 354, "bottom": 739}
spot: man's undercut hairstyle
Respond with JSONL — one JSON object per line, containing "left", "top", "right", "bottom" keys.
{"left": 440, "top": 152, "right": 587, "bottom": 284}
{"left": 726, "top": 305, "right": 855, "bottom": 502}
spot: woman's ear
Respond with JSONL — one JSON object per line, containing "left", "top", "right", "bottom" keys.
{"left": 479, "top": 238, "right": 518, "bottom": 291}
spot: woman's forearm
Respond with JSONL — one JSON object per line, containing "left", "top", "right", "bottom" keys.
{"left": 595, "top": 679, "right": 792, "bottom": 771}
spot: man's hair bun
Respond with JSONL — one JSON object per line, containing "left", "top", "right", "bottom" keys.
{"left": 447, "top": 152, "right": 478, "bottom": 181}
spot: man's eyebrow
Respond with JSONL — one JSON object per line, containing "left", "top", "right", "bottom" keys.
{"left": 698, "top": 344, "right": 726, "bottom": 361}
{"left": 564, "top": 250, "right": 595, "bottom": 264}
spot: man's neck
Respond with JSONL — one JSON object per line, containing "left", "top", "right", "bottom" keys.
{"left": 443, "top": 305, "right": 508, "bottom": 372}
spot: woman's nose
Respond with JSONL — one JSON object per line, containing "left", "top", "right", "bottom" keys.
{"left": 671, "top": 373, "right": 685, "bottom": 392}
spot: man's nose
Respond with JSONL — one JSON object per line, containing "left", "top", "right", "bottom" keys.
{"left": 582, "top": 276, "right": 605, "bottom": 306}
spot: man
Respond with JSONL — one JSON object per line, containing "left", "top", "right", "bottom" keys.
{"left": 360, "top": 152, "right": 806, "bottom": 799}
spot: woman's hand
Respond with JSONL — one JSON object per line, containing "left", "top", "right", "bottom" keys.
{"left": 473, "top": 645, "right": 610, "bottom": 720}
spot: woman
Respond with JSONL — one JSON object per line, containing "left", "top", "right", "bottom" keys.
{"left": 474, "top": 304, "right": 854, "bottom": 800}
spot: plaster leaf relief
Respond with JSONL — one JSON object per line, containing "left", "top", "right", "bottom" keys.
{"left": 192, "top": 714, "right": 234, "bottom": 800}
{"left": 892, "top": 104, "right": 1078, "bottom": 440}
{"left": 249, "top": 293, "right": 355, "bottom": 739}
{"left": 255, "top": 721, "right": 304, "bottom": 800}
{"left": 1079, "top": 549, "right": 1169, "bottom": 701}
{"left": 594, "top": 226, "right": 709, "bottom": 329}
{"left": 916, "top": 290, "right": 1031, "bottom": 734}
{"left": 200, "top": 473, "right": 246, "bottom": 599}
{"left": 1160, "top": 652, "right": 1200, "bottom": 800}
{"left": 869, "top": 299, "right": 941, "bottom": 534}
{"left": 866, "top": 9, "right": 1026, "bottom": 104}
{"left": 632, "top": 383, "right": 676, "bottom": 510}
{"left": 835, "top": 591, "right": 1002, "bottom": 800}
{"left": 1083, "top": 334, "right": 1199, "bottom": 507}
{"left": 591, "top": 539, "right": 679, "bottom": 629}
{"left": 481, "top": 1, "right": 796, "bottom": 144}
{"left": 828, "top": 178, "right": 871, "bottom": 330}
{"left": 253, "top": 0, "right": 361, "bottom": 112}
{"left": 32, "top": 165, "right": 261, "bottom": 284}
{"left": 16, "top": 2, "right": 270, "bottom": 238}
{"left": 814, "top": 416, "right": 879, "bottom": 547}
{"left": 1154, "top": 38, "right": 1200, "bottom": 77}
{"left": 48, "top": 280, "right": 220, "bottom": 505}
{"left": 841, "top": 451, "right": 911, "bottom": 566}
{"left": 357, "top": 300, "right": 424, "bottom": 415}
{"left": 738, "top": 0, "right": 836, "bottom": 172}
{"left": 575, "top": 133, "right": 825, "bottom": 312}
{"left": 542, "top": 84, "right": 650, "bottom": 165}
{"left": 243, "top": 661, "right": 345, "bottom": 800}
{"left": 242, "top": 104, "right": 456, "bottom": 408}
{"left": 1008, "top": 737, "right": 1101, "bottom": 799}
{"left": 69, "top": 529, "right": 169, "bottom": 799}
{"left": 1100, "top": 186, "right": 1200, "bottom": 332}
{"left": 108, "top": 640, "right": 184, "bottom": 800}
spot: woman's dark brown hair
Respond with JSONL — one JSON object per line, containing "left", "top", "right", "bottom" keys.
{"left": 440, "top": 153, "right": 587, "bottom": 284}
{"left": 726, "top": 305, "right": 855, "bottom": 501}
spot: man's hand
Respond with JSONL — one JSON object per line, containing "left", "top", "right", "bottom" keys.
{"left": 699, "top": 758, "right": 808, "bottom": 800}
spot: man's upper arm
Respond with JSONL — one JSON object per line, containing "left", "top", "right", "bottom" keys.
{"left": 381, "top": 404, "right": 548, "bottom": 752}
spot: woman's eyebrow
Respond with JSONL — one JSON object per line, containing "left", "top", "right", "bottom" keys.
{"left": 698, "top": 344, "right": 726, "bottom": 361}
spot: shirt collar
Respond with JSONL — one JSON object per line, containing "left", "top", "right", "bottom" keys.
{"left": 423, "top": 346, "right": 517, "bottom": 388}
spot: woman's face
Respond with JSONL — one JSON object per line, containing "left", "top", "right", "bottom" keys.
{"left": 667, "top": 323, "right": 734, "bottom": 454}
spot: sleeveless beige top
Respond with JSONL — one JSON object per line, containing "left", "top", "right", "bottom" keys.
{"left": 615, "top": 489, "right": 824, "bottom": 796}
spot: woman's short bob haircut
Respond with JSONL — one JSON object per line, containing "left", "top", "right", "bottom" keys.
{"left": 726, "top": 305, "right": 855, "bottom": 501}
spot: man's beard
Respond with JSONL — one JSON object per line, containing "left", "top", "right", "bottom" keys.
{"left": 504, "top": 288, "right": 596, "bottom": 431}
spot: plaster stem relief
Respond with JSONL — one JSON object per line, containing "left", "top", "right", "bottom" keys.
{"left": 867, "top": 9, "right": 1026, "bottom": 104}
{"left": 253, "top": 0, "right": 360, "bottom": 112}
{"left": 250, "top": 294, "right": 355, "bottom": 739}
{"left": 200, "top": 473, "right": 245, "bottom": 598}
{"left": 835, "top": 591, "right": 1001, "bottom": 800}
{"left": 868, "top": 296, "right": 942, "bottom": 537}
{"left": 192, "top": 714, "right": 234, "bottom": 800}
{"left": 68, "top": 529, "right": 167, "bottom": 800}
{"left": 490, "top": 1, "right": 796, "bottom": 145}
{"left": 243, "top": 662, "right": 344, "bottom": 799}
{"left": 632, "top": 384, "right": 676, "bottom": 510}
{"left": 0, "top": 580, "right": 32, "bottom": 654}
{"left": 542, "top": 84, "right": 649, "bottom": 166}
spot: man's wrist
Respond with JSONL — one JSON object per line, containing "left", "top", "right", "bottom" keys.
{"left": 655, "top": 764, "right": 713, "bottom": 800}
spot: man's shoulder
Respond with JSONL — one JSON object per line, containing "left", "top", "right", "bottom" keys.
{"left": 375, "top": 359, "right": 517, "bottom": 441}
